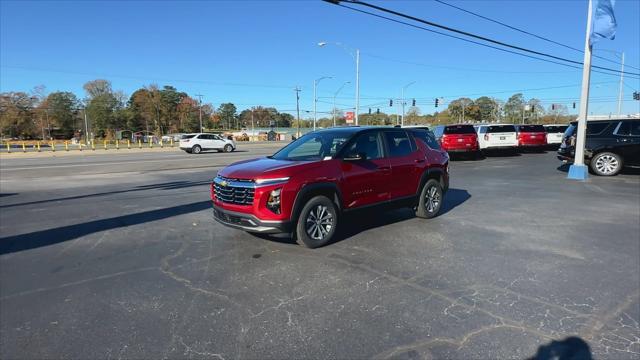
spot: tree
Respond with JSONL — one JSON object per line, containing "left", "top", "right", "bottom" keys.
{"left": 475, "top": 96, "right": 498, "bottom": 122}
{"left": 217, "top": 103, "right": 237, "bottom": 129}
{"left": 46, "top": 92, "right": 78, "bottom": 134}
{"left": 504, "top": 93, "right": 525, "bottom": 123}
{"left": 0, "top": 92, "right": 38, "bottom": 138}
{"left": 83, "top": 79, "right": 112, "bottom": 98}
{"left": 447, "top": 98, "right": 474, "bottom": 122}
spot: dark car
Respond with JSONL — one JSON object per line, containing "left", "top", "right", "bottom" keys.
{"left": 557, "top": 117, "right": 640, "bottom": 176}
{"left": 211, "top": 126, "right": 449, "bottom": 248}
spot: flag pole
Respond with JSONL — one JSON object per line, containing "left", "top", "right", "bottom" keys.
{"left": 568, "top": 0, "right": 594, "bottom": 181}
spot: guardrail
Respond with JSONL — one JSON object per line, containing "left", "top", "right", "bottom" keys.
{"left": 1, "top": 138, "right": 178, "bottom": 153}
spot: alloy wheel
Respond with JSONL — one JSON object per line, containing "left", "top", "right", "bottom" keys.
{"left": 305, "top": 205, "right": 333, "bottom": 241}
{"left": 595, "top": 154, "right": 619, "bottom": 175}
{"left": 425, "top": 185, "right": 441, "bottom": 213}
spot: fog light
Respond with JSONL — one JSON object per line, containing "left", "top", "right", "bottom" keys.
{"left": 267, "top": 188, "right": 281, "bottom": 214}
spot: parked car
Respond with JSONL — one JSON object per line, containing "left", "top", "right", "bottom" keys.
{"left": 543, "top": 124, "right": 569, "bottom": 145}
{"left": 432, "top": 124, "right": 480, "bottom": 156}
{"left": 557, "top": 117, "right": 640, "bottom": 176}
{"left": 179, "top": 133, "right": 236, "bottom": 154}
{"left": 515, "top": 125, "right": 547, "bottom": 148}
{"left": 476, "top": 124, "right": 518, "bottom": 151}
{"left": 211, "top": 126, "right": 449, "bottom": 248}
{"left": 162, "top": 133, "right": 183, "bottom": 142}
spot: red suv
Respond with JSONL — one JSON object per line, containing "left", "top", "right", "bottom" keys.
{"left": 515, "top": 125, "right": 547, "bottom": 148}
{"left": 211, "top": 127, "right": 449, "bottom": 248}
{"left": 432, "top": 124, "right": 480, "bottom": 156}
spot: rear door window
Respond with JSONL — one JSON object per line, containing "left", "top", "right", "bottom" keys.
{"left": 411, "top": 129, "right": 440, "bottom": 149}
{"left": 586, "top": 122, "right": 610, "bottom": 135}
{"left": 545, "top": 126, "right": 568, "bottom": 133}
{"left": 487, "top": 125, "right": 516, "bottom": 133}
{"left": 631, "top": 121, "right": 640, "bottom": 136}
{"left": 384, "top": 131, "right": 413, "bottom": 157}
{"left": 345, "top": 132, "right": 384, "bottom": 160}
{"left": 444, "top": 125, "right": 476, "bottom": 134}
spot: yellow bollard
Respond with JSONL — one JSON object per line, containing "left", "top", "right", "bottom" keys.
{"left": 51, "top": 141, "right": 55, "bottom": 152}
{"left": 116, "top": 140, "right": 120, "bottom": 150}
{"left": 127, "top": 139, "right": 131, "bottom": 149}
{"left": 170, "top": 138, "right": 174, "bottom": 147}
{"left": 37, "top": 141, "right": 41, "bottom": 152}
{"left": 78, "top": 142, "right": 82, "bottom": 151}
{"left": 65, "top": 141, "right": 69, "bottom": 151}
{"left": 138, "top": 139, "right": 142, "bottom": 149}
{"left": 160, "top": 138, "right": 164, "bottom": 148}
{"left": 103, "top": 140, "right": 107, "bottom": 150}
{"left": 22, "top": 142, "right": 26, "bottom": 153}
{"left": 91, "top": 140, "right": 96, "bottom": 151}
{"left": 6, "top": 142, "right": 11, "bottom": 153}
{"left": 149, "top": 139, "right": 153, "bottom": 148}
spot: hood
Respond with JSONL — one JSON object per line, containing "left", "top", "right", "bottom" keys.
{"left": 218, "top": 157, "right": 316, "bottom": 180}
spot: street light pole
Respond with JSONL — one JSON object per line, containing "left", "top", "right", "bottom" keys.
{"left": 195, "top": 94, "right": 204, "bottom": 132}
{"left": 401, "top": 81, "right": 416, "bottom": 127}
{"left": 318, "top": 41, "right": 360, "bottom": 125}
{"left": 332, "top": 81, "right": 350, "bottom": 127}
{"left": 617, "top": 52, "right": 625, "bottom": 115}
{"left": 313, "top": 76, "right": 331, "bottom": 131}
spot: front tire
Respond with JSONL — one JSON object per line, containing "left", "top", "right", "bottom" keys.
{"left": 223, "top": 144, "right": 233, "bottom": 153}
{"left": 295, "top": 196, "right": 337, "bottom": 248}
{"left": 590, "top": 152, "right": 622, "bottom": 176}
{"left": 416, "top": 179, "right": 443, "bottom": 219}
{"left": 192, "top": 145, "right": 202, "bottom": 154}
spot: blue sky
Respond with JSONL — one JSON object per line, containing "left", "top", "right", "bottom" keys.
{"left": 1, "top": 0, "right": 639, "bottom": 117}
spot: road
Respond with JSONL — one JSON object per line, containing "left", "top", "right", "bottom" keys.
{"left": 1, "top": 147, "right": 639, "bottom": 359}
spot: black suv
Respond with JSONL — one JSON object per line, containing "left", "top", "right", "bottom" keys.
{"left": 557, "top": 117, "right": 640, "bottom": 176}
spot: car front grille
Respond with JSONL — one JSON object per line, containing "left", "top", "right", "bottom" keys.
{"left": 214, "top": 177, "right": 255, "bottom": 205}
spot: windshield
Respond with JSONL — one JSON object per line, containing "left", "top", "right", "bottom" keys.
{"left": 271, "top": 131, "right": 350, "bottom": 161}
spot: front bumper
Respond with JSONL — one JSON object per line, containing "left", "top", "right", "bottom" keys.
{"left": 212, "top": 204, "right": 291, "bottom": 234}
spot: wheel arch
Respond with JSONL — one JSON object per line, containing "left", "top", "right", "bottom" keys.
{"left": 291, "top": 182, "right": 343, "bottom": 222}
{"left": 418, "top": 168, "right": 445, "bottom": 194}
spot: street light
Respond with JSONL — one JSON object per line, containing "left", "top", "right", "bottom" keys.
{"left": 318, "top": 41, "right": 360, "bottom": 125}
{"left": 401, "top": 81, "right": 416, "bottom": 127}
{"left": 332, "top": 81, "right": 350, "bottom": 127}
{"left": 313, "top": 76, "right": 332, "bottom": 131}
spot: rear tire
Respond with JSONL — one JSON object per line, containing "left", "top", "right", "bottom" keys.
{"left": 590, "top": 152, "right": 622, "bottom": 176}
{"left": 224, "top": 144, "right": 233, "bottom": 153}
{"left": 192, "top": 145, "right": 202, "bottom": 154}
{"left": 295, "top": 196, "right": 337, "bottom": 248}
{"left": 416, "top": 179, "right": 443, "bottom": 219}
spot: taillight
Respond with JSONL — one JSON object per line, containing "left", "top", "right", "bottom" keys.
{"left": 183, "top": 139, "right": 190, "bottom": 143}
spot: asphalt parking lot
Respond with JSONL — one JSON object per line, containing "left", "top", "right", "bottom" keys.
{"left": 1, "top": 147, "right": 639, "bottom": 359}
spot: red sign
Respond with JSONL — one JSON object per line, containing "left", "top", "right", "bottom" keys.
{"left": 345, "top": 111, "right": 354, "bottom": 124}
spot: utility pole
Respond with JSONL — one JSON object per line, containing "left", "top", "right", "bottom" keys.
{"left": 617, "top": 52, "right": 625, "bottom": 116}
{"left": 401, "top": 81, "right": 415, "bottom": 127}
{"left": 195, "top": 94, "right": 204, "bottom": 132}
{"left": 295, "top": 87, "right": 301, "bottom": 138}
{"left": 84, "top": 109, "right": 89, "bottom": 145}
{"left": 251, "top": 107, "right": 255, "bottom": 139}
{"left": 355, "top": 49, "right": 360, "bottom": 126}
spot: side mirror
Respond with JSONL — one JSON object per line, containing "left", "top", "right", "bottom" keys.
{"left": 344, "top": 152, "right": 366, "bottom": 161}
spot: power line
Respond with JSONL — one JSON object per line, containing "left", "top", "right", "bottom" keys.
{"left": 433, "top": 0, "right": 640, "bottom": 72}
{"left": 325, "top": 0, "right": 640, "bottom": 78}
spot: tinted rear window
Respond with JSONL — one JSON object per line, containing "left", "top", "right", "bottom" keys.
{"left": 518, "top": 125, "right": 545, "bottom": 132}
{"left": 444, "top": 125, "right": 476, "bottom": 134}
{"left": 545, "top": 126, "right": 568, "bottom": 133}
{"left": 587, "top": 122, "right": 611, "bottom": 135}
{"left": 487, "top": 125, "right": 516, "bottom": 133}
{"left": 411, "top": 129, "right": 440, "bottom": 149}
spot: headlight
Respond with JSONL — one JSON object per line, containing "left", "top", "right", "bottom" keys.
{"left": 255, "top": 177, "right": 290, "bottom": 186}
{"left": 267, "top": 188, "right": 282, "bottom": 214}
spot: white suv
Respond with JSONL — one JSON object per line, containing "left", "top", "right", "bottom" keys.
{"left": 543, "top": 124, "right": 569, "bottom": 145}
{"left": 476, "top": 124, "right": 518, "bottom": 150}
{"left": 179, "top": 133, "right": 236, "bottom": 154}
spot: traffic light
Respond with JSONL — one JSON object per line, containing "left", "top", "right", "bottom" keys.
{"left": 552, "top": 104, "right": 555, "bottom": 110}
{"left": 412, "top": 99, "right": 416, "bottom": 106}
{"left": 376, "top": 108, "right": 380, "bottom": 114}
{"left": 435, "top": 98, "right": 439, "bottom": 107}
{"left": 368, "top": 108, "right": 371, "bottom": 114}
{"left": 573, "top": 102, "right": 576, "bottom": 109}
{"left": 633, "top": 91, "right": 640, "bottom": 100}
{"left": 389, "top": 99, "right": 393, "bottom": 107}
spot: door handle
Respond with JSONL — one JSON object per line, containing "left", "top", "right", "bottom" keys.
{"left": 377, "top": 166, "right": 391, "bottom": 173}
{"left": 415, "top": 159, "right": 425, "bottom": 163}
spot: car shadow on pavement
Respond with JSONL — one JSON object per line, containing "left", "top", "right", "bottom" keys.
{"left": 557, "top": 163, "right": 640, "bottom": 175}
{"left": 0, "top": 180, "right": 211, "bottom": 209}
{"left": 527, "top": 336, "right": 592, "bottom": 360}
{"left": 482, "top": 149, "right": 522, "bottom": 158}
{"left": 0, "top": 193, "right": 18, "bottom": 198}
{"left": 0, "top": 200, "right": 211, "bottom": 255}
{"left": 259, "top": 188, "right": 471, "bottom": 246}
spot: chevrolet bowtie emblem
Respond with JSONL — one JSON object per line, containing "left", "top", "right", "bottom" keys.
{"left": 220, "top": 180, "right": 228, "bottom": 187}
